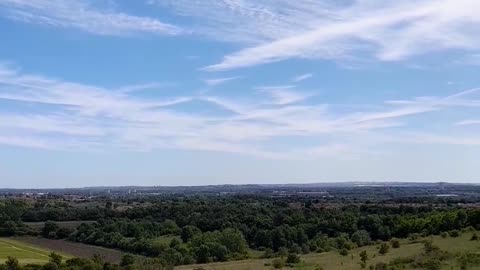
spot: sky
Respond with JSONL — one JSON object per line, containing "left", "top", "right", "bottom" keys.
{"left": 0, "top": 0, "right": 479, "bottom": 188}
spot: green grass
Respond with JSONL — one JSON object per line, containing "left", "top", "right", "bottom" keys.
{"left": 0, "top": 238, "right": 70, "bottom": 265}
{"left": 176, "top": 232, "right": 480, "bottom": 270}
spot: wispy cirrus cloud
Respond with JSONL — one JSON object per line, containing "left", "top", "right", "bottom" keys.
{"left": 1, "top": 63, "right": 479, "bottom": 159}
{"left": 151, "top": 0, "right": 480, "bottom": 70}
{"left": 0, "top": 0, "right": 182, "bottom": 36}
{"left": 204, "top": 76, "right": 240, "bottom": 87}
{"left": 292, "top": 73, "right": 313, "bottom": 82}
{"left": 256, "top": 85, "right": 311, "bottom": 105}
{"left": 456, "top": 119, "right": 480, "bottom": 126}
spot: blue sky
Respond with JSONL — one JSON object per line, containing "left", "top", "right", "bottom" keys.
{"left": 0, "top": 0, "right": 479, "bottom": 188}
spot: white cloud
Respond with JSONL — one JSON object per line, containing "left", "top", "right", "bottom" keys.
{"left": 0, "top": 0, "right": 182, "bottom": 36}
{"left": 1, "top": 64, "right": 479, "bottom": 158}
{"left": 154, "top": 0, "right": 480, "bottom": 70}
{"left": 204, "top": 76, "right": 240, "bottom": 87}
{"left": 256, "top": 85, "right": 311, "bottom": 105}
{"left": 292, "top": 73, "right": 313, "bottom": 82}
{"left": 456, "top": 119, "right": 480, "bottom": 126}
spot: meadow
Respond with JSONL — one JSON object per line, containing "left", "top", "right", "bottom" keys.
{"left": 176, "top": 232, "right": 480, "bottom": 270}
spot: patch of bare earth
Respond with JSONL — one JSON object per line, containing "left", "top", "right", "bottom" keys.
{"left": 13, "top": 237, "right": 125, "bottom": 264}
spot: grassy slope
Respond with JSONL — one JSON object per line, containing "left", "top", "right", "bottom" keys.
{"left": 0, "top": 238, "right": 70, "bottom": 264}
{"left": 176, "top": 232, "right": 480, "bottom": 270}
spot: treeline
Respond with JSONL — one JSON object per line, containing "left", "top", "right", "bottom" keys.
{"left": 67, "top": 221, "right": 248, "bottom": 265}
{"left": 3, "top": 196, "right": 480, "bottom": 266}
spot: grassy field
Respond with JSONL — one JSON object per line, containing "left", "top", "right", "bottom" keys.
{"left": 176, "top": 232, "right": 480, "bottom": 270}
{"left": 0, "top": 238, "right": 70, "bottom": 264}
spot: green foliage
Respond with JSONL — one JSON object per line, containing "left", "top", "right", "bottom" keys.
{"left": 422, "top": 258, "right": 442, "bottom": 270}
{"left": 360, "top": 250, "right": 368, "bottom": 263}
{"left": 180, "top": 225, "right": 200, "bottom": 243}
{"left": 272, "top": 258, "right": 285, "bottom": 269}
{"left": 352, "top": 230, "right": 371, "bottom": 247}
{"left": 339, "top": 248, "right": 349, "bottom": 256}
{"left": 42, "top": 222, "right": 59, "bottom": 239}
{"left": 390, "top": 239, "right": 400, "bottom": 248}
{"left": 5, "top": 257, "right": 20, "bottom": 270}
{"left": 285, "top": 253, "right": 300, "bottom": 264}
{"left": 48, "top": 253, "right": 62, "bottom": 266}
{"left": 423, "top": 239, "right": 439, "bottom": 254}
{"left": 449, "top": 230, "right": 460, "bottom": 238}
{"left": 378, "top": 243, "right": 389, "bottom": 255}
{"left": 120, "top": 254, "right": 135, "bottom": 267}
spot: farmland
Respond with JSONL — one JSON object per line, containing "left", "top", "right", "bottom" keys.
{"left": 0, "top": 238, "right": 68, "bottom": 264}
{"left": 13, "top": 237, "right": 127, "bottom": 264}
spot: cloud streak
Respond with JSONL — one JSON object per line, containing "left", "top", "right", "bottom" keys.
{"left": 292, "top": 73, "right": 313, "bottom": 82}
{"left": 204, "top": 76, "right": 240, "bottom": 87}
{"left": 0, "top": 0, "right": 182, "bottom": 36}
{"left": 0, "top": 64, "right": 479, "bottom": 159}
{"left": 156, "top": 0, "right": 480, "bottom": 70}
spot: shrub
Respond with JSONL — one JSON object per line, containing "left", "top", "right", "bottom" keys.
{"left": 379, "top": 243, "right": 389, "bottom": 255}
{"left": 449, "top": 230, "right": 460, "bottom": 238}
{"left": 422, "top": 258, "right": 442, "bottom": 270}
{"left": 339, "top": 248, "right": 349, "bottom": 256}
{"left": 286, "top": 253, "right": 301, "bottom": 264}
{"left": 440, "top": 232, "right": 448, "bottom": 238}
{"left": 470, "top": 233, "right": 478, "bottom": 241}
{"left": 390, "top": 239, "right": 400, "bottom": 248}
{"left": 272, "top": 258, "right": 285, "bottom": 269}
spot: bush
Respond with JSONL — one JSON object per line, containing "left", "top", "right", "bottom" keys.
{"left": 470, "top": 233, "right": 478, "bottom": 241}
{"left": 449, "top": 230, "right": 460, "bottom": 238}
{"left": 440, "top": 232, "right": 448, "bottom": 238}
{"left": 262, "top": 248, "right": 274, "bottom": 258}
{"left": 390, "top": 239, "right": 400, "bottom": 248}
{"left": 423, "top": 240, "right": 439, "bottom": 254}
{"left": 272, "top": 258, "right": 285, "bottom": 269}
{"left": 379, "top": 243, "right": 389, "bottom": 255}
{"left": 422, "top": 258, "right": 442, "bottom": 270}
{"left": 286, "top": 253, "right": 301, "bottom": 264}
{"left": 339, "top": 248, "right": 349, "bottom": 256}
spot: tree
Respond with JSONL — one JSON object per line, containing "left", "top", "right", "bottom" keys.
{"left": 169, "top": 237, "right": 181, "bottom": 248}
{"left": 41, "top": 262, "right": 59, "bottom": 270}
{"left": 470, "top": 233, "right": 478, "bottom": 241}
{"left": 378, "top": 243, "right": 389, "bottom": 255}
{"left": 42, "top": 221, "right": 59, "bottom": 238}
{"left": 5, "top": 257, "right": 20, "bottom": 270}
{"left": 181, "top": 225, "right": 200, "bottom": 243}
{"left": 277, "top": 247, "right": 288, "bottom": 258}
{"left": 352, "top": 230, "right": 371, "bottom": 247}
{"left": 49, "top": 252, "right": 62, "bottom": 266}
